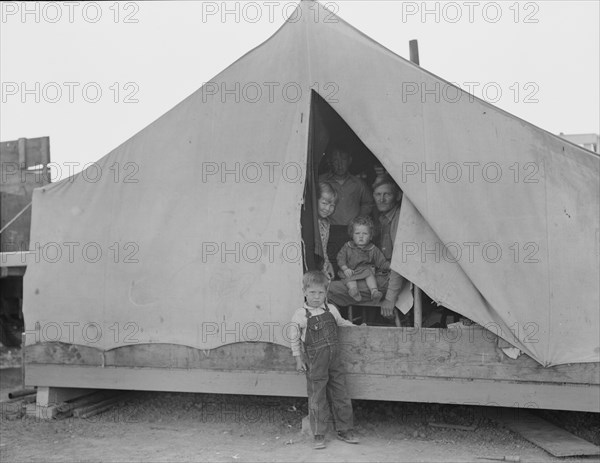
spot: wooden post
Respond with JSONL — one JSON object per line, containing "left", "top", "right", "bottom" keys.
{"left": 21, "top": 333, "right": 26, "bottom": 389}
{"left": 413, "top": 286, "right": 423, "bottom": 328}
{"left": 408, "top": 39, "right": 422, "bottom": 328}
{"left": 36, "top": 387, "right": 94, "bottom": 407}
{"left": 409, "top": 39, "right": 420, "bottom": 65}
{"left": 17, "top": 137, "right": 26, "bottom": 165}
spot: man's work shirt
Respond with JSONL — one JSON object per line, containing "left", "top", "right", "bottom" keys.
{"left": 289, "top": 303, "right": 354, "bottom": 357}
{"left": 377, "top": 204, "right": 400, "bottom": 260}
{"left": 319, "top": 173, "right": 374, "bottom": 225}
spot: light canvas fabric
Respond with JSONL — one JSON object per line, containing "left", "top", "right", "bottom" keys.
{"left": 24, "top": 1, "right": 599, "bottom": 366}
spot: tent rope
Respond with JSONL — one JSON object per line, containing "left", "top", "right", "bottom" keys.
{"left": 0, "top": 202, "right": 32, "bottom": 234}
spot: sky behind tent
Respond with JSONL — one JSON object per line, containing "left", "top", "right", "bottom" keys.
{"left": 1, "top": 1, "right": 598, "bottom": 179}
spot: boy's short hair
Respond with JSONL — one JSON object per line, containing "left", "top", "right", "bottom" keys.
{"left": 303, "top": 270, "right": 329, "bottom": 290}
{"left": 347, "top": 215, "right": 375, "bottom": 238}
{"left": 317, "top": 182, "right": 338, "bottom": 202}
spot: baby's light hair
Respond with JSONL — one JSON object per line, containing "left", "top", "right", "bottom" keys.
{"left": 318, "top": 182, "right": 338, "bottom": 202}
{"left": 347, "top": 215, "right": 375, "bottom": 238}
{"left": 302, "top": 270, "right": 329, "bottom": 290}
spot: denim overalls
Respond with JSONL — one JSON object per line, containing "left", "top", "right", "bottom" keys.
{"left": 303, "top": 303, "right": 353, "bottom": 435}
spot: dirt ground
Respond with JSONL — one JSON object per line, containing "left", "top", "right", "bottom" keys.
{"left": 1, "top": 346, "right": 599, "bottom": 463}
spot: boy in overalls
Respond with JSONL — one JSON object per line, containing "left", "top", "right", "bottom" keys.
{"left": 290, "top": 270, "right": 360, "bottom": 449}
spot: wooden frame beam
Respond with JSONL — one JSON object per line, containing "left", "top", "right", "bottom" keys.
{"left": 26, "top": 364, "right": 600, "bottom": 412}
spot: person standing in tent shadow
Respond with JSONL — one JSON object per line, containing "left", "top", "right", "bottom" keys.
{"left": 327, "top": 174, "right": 413, "bottom": 322}
{"left": 319, "top": 144, "right": 374, "bottom": 276}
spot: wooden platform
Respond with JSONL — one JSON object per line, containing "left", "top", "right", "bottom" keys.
{"left": 495, "top": 410, "right": 600, "bottom": 457}
{"left": 24, "top": 326, "right": 600, "bottom": 412}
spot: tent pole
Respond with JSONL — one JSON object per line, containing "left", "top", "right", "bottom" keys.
{"left": 408, "top": 39, "right": 423, "bottom": 328}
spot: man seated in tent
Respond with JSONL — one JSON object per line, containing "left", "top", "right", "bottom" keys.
{"left": 327, "top": 175, "right": 413, "bottom": 322}
{"left": 319, "top": 144, "right": 374, "bottom": 276}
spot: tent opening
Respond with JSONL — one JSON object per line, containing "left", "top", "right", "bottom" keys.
{"left": 301, "top": 90, "right": 462, "bottom": 327}
{"left": 300, "top": 90, "right": 381, "bottom": 270}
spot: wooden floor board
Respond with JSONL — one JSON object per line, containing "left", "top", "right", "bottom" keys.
{"left": 496, "top": 410, "right": 600, "bottom": 457}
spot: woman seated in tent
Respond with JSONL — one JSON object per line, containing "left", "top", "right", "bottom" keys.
{"left": 315, "top": 182, "right": 338, "bottom": 280}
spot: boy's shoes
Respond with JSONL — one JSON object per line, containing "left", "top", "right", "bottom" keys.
{"left": 370, "top": 289, "right": 383, "bottom": 303}
{"left": 337, "top": 430, "right": 359, "bottom": 444}
{"left": 313, "top": 434, "right": 326, "bottom": 449}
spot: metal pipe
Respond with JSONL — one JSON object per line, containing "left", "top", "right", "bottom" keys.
{"left": 8, "top": 388, "right": 37, "bottom": 399}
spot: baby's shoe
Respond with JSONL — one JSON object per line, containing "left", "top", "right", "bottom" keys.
{"left": 348, "top": 286, "right": 362, "bottom": 302}
{"left": 370, "top": 288, "right": 383, "bottom": 303}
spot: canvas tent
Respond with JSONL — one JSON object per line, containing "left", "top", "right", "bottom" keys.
{"left": 24, "top": 0, "right": 599, "bottom": 368}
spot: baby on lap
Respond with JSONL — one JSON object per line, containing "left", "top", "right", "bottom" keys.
{"left": 336, "top": 216, "right": 390, "bottom": 302}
